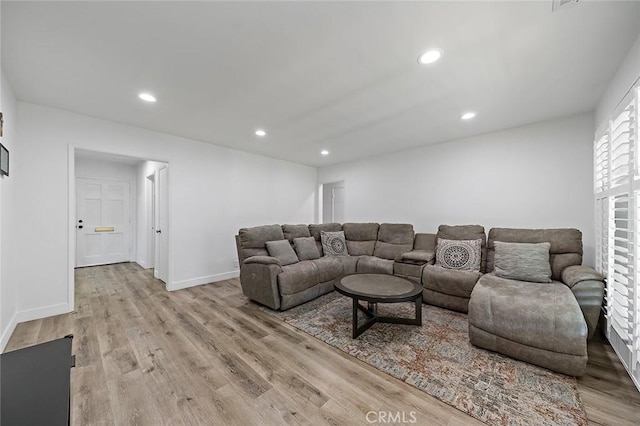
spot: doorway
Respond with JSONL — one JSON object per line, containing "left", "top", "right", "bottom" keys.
{"left": 322, "top": 181, "right": 345, "bottom": 223}
{"left": 68, "top": 148, "right": 171, "bottom": 311}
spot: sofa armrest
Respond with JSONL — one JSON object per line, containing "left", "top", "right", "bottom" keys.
{"left": 571, "top": 280, "right": 605, "bottom": 340}
{"left": 561, "top": 265, "right": 605, "bottom": 289}
{"left": 244, "top": 255, "right": 281, "bottom": 266}
{"left": 400, "top": 250, "right": 435, "bottom": 264}
{"left": 239, "top": 262, "right": 283, "bottom": 310}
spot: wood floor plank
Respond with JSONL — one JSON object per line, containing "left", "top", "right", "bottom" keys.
{"left": 3, "top": 262, "right": 639, "bottom": 426}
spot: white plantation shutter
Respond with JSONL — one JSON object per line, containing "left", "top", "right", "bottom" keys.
{"left": 595, "top": 83, "right": 640, "bottom": 385}
{"left": 611, "top": 105, "right": 632, "bottom": 186}
{"left": 610, "top": 193, "right": 633, "bottom": 343}
{"left": 595, "top": 197, "right": 609, "bottom": 274}
{"left": 594, "top": 133, "right": 609, "bottom": 193}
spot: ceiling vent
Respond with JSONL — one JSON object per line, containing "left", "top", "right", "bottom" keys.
{"left": 552, "top": 0, "right": 579, "bottom": 12}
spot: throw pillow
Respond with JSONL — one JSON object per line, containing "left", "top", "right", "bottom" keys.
{"left": 265, "top": 240, "right": 299, "bottom": 266}
{"left": 493, "top": 241, "right": 552, "bottom": 283}
{"left": 321, "top": 231, "right": 349, "bottom": 257}
{"left": 435, "top": 238, "right": 482, "bottom": 271}
{"left": 293, "top": 237, "right": 321, "bottom": 260}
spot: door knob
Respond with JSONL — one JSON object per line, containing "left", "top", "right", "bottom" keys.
{"left": 156, "top": 230, "right": 162, "bottom": 234}
{"left": 78, "top": 225, "right": 83, "bottom": 229}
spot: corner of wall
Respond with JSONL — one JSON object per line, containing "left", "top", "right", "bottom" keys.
{"left": 0, "top": 313, "right": 18, "bottom": 351}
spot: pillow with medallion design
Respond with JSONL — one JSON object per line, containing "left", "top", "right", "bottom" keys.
{"left": 435, "top": 238, "right": 482, "bottom": 272}
{"left": 321, "top": 230, "right": 349, "bottom": 257}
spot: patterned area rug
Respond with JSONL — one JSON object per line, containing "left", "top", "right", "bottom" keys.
{"left": 263, "top": 292, "right": 587, "bottom": 426}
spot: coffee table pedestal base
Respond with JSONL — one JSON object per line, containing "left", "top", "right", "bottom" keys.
{"left": 352, "top": 296, "right": 422, "bottom": 338}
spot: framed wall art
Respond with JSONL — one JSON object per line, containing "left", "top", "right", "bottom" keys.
{"left": 0, "top": 143, "right": 8, "bottom": 176}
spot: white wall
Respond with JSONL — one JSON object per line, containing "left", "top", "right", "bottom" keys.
{"left": 14, "top": 102, "right": 317, "bottom": 318}
{"left": 75, "top": 155, "right": 139, "bottom": 263}
{"left": 596, "top": 32, "right": 640, "bottom": 127}
{"left": 0, "top": 68, "right": 19, "bottom": 349}
{"left": 318, "top": 113, "right": 596, "bottom": 266}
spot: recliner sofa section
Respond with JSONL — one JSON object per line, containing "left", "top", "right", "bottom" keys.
{"left": 236, "top": 223, "right": 428, "bottom": 310}
{"left": 468, "top": 228, "right": 605, "bottom": 376}
{"left": 421, "top": 225, "right": 487, "bottom": 313}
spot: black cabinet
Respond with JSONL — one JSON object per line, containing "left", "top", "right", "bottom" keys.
{"left": 1, "top": 335, "right": 75, "bottom": 426}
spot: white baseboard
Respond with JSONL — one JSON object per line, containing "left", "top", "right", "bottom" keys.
{"left": 168, "top": 270, "right": 239, "bottom": 291}
{"left": 0, "top": 313, "right": 18, "bottom": 352}
{"left": 1, "top": 303, "right": 71, "bottom": 352}
{"left": 136, "top": 259, "right": 148, "bottom": 269}
{"left": 15, "top": 303, "right": 72, "bottom": 324}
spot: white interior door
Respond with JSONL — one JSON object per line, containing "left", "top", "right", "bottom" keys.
{"left": 76, "top": 177, "right": 131, "bottom": 267}
{"left": 154, "top": 167, "right": 169, "bottom": 283}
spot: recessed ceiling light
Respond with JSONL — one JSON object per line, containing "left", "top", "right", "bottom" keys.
{"left": 255, "top": 129, "right": 266, "bottom": 137}
{"left": 320, "top": 150, "right": 329, "bottom": 156}
{"left": 417, "top": 49, "right": 443, "bottom": 65}
{"left": 461, "top": 112, "right": 476, "bottom": 120}
{"left": 138, "top": 93, "right": 156, "bottom": 102}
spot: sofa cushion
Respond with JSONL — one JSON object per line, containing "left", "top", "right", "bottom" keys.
{"left": 435, "top": 238, "right": 482, "bottom": 271}
{"left": 422, "top": 264, "right": 482, "bottom": 299}
{"left": 293, "top": 237, "right": 321, "bottom": 260}
{"left": 357, "top": 256, "right": 394, "bottom": 275}
{"left": 282, "top": 224, "right": 311, "bottom": 243}
{"left": 321, "top": 231, "right": 349, "bottom": 256}
{"left": 266, "top": 240, "right": 299, "bottom": 266}
{"left": 343, "top": 223, "right": 379, "bottom": 255}
{"left": 486, "top": 228, "right": 582, "bottom": 281}
{"left": 238, "top": 224, "right": 285, "bottom": 260}
{"left": 373, "top": 223, "right": 415, "bottom": 260}
{"left": 437, "top": 225, "right": 487, "bottom": 273}
{"left": 311, "top": 257, "right": 344, "bottom": 282}
{"left": 494, "top": 241, "right": 552, "bottom": 283}
{"left": 345, "top": 240, "right": 376, "bottom": 256}
{"left": 469, "top": 274, "right": 587, "bottom": 356}
{"left": 277, "top": 261, "right": 319, "bottom": 295}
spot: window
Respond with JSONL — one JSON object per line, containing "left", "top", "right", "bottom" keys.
{"left": 594, "top": 84, "right": 639, "bottom": 383}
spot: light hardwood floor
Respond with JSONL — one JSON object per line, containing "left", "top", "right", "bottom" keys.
{"left": 5, "top": 263, "right": 640, "bottom": 425}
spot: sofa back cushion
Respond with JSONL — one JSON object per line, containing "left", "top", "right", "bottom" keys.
{"left": 413, "top": 233, "right": 437, "bottom": 252}
{"left": 309, "top": 223, "right": 343, "bottom": 256}
{"left": 238, "top": 224, "right": 285, "bottom": 261}
{"left": 282, "top": 224, "right": 311, "bottom": 243}
{"left": 486, "top": 228, "right": 582, "bottom": 281}
{"left": 343, "top": 223, "right": 379, "bottom": 256}
{"left": 373, "top": 223, "right": 415, "bottom": 260}
{"left": 437, "top": 225, "right": 487, "bottom": 273}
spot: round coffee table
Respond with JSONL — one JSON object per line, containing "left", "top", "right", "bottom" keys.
{"left": 334, "top": 274, "right": 423, "bottom": 338}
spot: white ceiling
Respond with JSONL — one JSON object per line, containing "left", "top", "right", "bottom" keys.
{"left": 3, "top": 1, "right": 640, "bottom": 167}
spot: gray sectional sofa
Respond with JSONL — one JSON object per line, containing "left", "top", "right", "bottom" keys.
{"left": 235, "top": 222, "right": 605, "bottom": 376}
{"left": 235, "top": 223, "right": 419, "bottom": 310}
